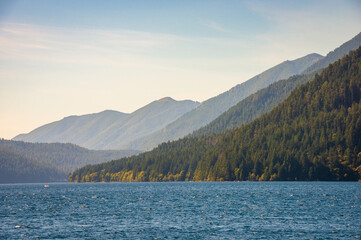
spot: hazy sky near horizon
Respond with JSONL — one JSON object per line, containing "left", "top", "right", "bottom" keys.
{"left": 1, "top": 0, "right": 361, "bottom": 139}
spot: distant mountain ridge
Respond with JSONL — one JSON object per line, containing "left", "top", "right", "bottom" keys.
{"left": 128, "top": 53, "right": 323, "bottom": 150}
{"left": 13, "top": 97, "right": 200, "bottom": 150}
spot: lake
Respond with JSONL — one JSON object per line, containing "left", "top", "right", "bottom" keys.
{"left": 1, "top": 182, "right": 360, "bottom": 239}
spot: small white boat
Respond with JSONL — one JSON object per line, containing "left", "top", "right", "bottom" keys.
{"left": 44, "top": 184, "right": 49, "bottom": 188}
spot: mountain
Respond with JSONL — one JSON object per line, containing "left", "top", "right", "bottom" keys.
{"left": 194, "top": 32, "right": 361, "bottom": 136}
{"left": 0, "top": 148, "right": 66, "bottom": 183}
{"left": 0, "top": 139, "right": 140, "bottom": 177}
{"left": 13, "top": 97, "right": 200, "bottom": 150}
{"left": 69, "top": 46, "right": 361, "bottom": 182}
{"left": 127, "top": 53, "right": 323, "bottom": 150}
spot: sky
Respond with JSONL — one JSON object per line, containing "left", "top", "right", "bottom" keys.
{"left": 1, "top": 0, "right": 361, "bottom": 139}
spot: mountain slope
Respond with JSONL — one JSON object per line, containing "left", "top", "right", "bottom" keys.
{"left": 13, "top": 97, "right": 200, "bottom": 150}
{"left": 129, "top": 53, "right": 323, "bottom": 150}
{"left": 0, "top": 139, "right": 140, "bottom": 175}
{"left": 69, "top": 46, "right": 361, "bottom": 182}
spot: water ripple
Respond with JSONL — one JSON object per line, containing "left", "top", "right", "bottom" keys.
{"left": 0, "top": 182, "right": 360, "bottom": 239}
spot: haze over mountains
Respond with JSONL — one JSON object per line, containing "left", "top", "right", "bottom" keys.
{"left": 10, "top": 32, "right": 361, "bottom": 157}
{"left": 14, "top": 31, "right": 361, "bottom": 151}
{"left": 14, "top": 54, "right": 323, "bottom": 151}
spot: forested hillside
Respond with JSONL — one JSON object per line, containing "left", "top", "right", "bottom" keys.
{"left": 69, "top": 46, "right": 361, "bottom": 182}
{"left": 0, "top": 139, "right": 140, "bottom": 174}
{"left": 0, "top": 149, "right": 66, "bottom": 183}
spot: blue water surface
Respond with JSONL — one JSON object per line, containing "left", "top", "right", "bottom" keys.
{"left": 0, "top": 182, "right": 360, "bottom": 239}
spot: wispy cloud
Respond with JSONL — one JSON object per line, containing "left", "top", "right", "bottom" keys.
{"left": 200, "top": 19, "right": 229, "bottom": 33}
{"left": 199, "top": 19, "right": 241, "bottom": 37}
{"left": 0, "top": 23, "right": 184, "bottom": 65}
{"left": 0, "top": 22, "right": 261, "bottom": 102}
{"left": 0, "top": 22, "right": 256, "bottom": 73}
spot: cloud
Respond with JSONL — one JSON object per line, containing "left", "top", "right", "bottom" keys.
{"left": 0, "top": 22, "right": 260, "bottom": 77}
{"left": 199, "top": 19, "right": 235, "bottom": 35}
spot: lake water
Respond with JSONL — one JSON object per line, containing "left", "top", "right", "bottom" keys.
{"left": 0, "top": 182, "right": 360, "bottom": 239}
